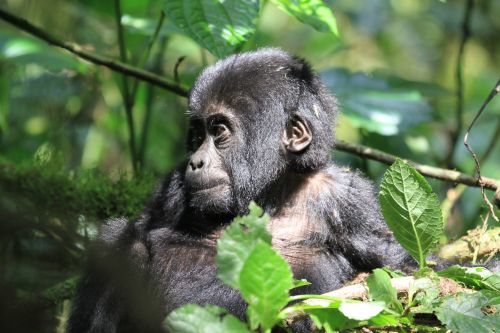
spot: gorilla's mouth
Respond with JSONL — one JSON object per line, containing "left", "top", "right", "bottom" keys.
{"left": 191, "top": 183, "right": 228, "bottom": 194}
{"left": 187, "top": 180, "right": 230, "bottom": 194}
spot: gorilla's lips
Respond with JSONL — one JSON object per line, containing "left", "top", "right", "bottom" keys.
{"left": 186, "top": 179, "right": 230, "bottom": 194}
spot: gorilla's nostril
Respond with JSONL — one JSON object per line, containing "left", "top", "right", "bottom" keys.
{"left": 189, "top": 159, "right": 204, "bottom": 171}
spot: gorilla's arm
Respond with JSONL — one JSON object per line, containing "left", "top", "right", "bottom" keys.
{"left": 330, "top": 167, "right": 415, "bottom": 271}
{"left": 67, "top": 219, "right": 169, "bottom": 333}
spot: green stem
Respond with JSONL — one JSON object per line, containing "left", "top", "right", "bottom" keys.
{"left": 114, "top": 0, "right": 138, "bottom": 174}
{"left": 131, "top": 11, "right": 166, "bottom": 101}
{"left": 288, "top": 294, "right": 340, "bottom": 302}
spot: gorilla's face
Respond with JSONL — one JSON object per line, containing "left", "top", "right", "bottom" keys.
{"left": 184, "top": 109, "right": 235, "bottom": 214}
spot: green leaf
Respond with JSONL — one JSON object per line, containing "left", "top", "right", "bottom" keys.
{"left": 436, "top": 291, "right": 500, "bottom": 333}
{"left": 409, "top": 278, "right": 441, "bottom": 314}
{"left": 163, "top": 304, "right": 251, "bottom": 333}
{"left": 163, "top": 0, "right": 259, "bottom": 58}
{"left": 438, "top": 265, "right": 500, "bottom": 292}
{"left": 321, "top": 69, "right": 436, "bottom": 135}
{"left": 379, "top": 159, "right": 443, "bottom": 268}
{"left": 216, "top": 202, "right": 272, "bottom": 289}
{"left": 239, "top": 242, "right": 293, "bottom": 331}
{"left": 270, "top": 0, "right": 338, "bottom": 36}
{"left": 366, "top": 269, "right": 403, "bottom": 314}
{"left": 339, "top": 301, "right": 385, "bottom": 320}
{"left": 307, "top": 308, "right": 358, "bottom": 333}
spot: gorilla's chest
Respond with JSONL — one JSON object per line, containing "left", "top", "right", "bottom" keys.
{"left": 151, "top": 218, "right": 352, "bottom": 314}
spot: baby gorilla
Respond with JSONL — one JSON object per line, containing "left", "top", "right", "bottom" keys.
{"left": 67, "top": 48, "right": 413, "bottom": 333}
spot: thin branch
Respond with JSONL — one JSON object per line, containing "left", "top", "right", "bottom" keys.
{"left": 0, "top": 8, "right": 188, "bottom": 97}
{"left": 334, "top": 140, "right": 499, "bottom": 193}
{"left": 131, "top": 10, "right": 166, "bottom": 100}
{"left": 463, "top": 79, "right": 500, "bottom": 221}
{"left": 446, "top": 0, "right": 474, "bottom": 168}
{"left": 114, "top": 0, "right": 138, "bottom": 174}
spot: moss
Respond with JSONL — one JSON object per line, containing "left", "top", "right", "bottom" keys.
{"left": 0, "top": 162, "right": 157, "bottom": 221}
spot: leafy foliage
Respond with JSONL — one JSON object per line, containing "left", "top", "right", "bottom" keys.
{"left": 164, "top": 304, "right": 251, "bottom": 333}
{"left": 216, "top": 202, "right": 271, "bottom": 289}
{"left": 366, "top": 268, "right": 403, "bottom": 314}
{"left": 438, "top": 266, "right": 500, "bottom": 292}
{"left": 240, "top": 242, "right": 293, "bottom": 331}
{"left": 321, "top": 69, "right": 437, "bottom": 135}
{"left": 436, "top": 291, "right": 500, "bottom": 333}
{"left": 270, "top": 0, "right": 338, "bottom": 36}
{"left": 163, "top": 0, "right": 260, "bottom": 58}
{"left": 379, "top": 159, "right": 444, "bottom": 268}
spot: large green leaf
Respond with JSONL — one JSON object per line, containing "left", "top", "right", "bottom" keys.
{"left": 436, "top": 291, "right": 500, "bottom": 333}
{"left": 163, "top": 0, "right": 259, "bottom": 58}
{"left": 366, "top": 269, "right": 403, "bottom": 314}
{"left": 379, "top": 159, "right": 443, "bottom": 268}
{"left": 163, "top": 304, "right": 251, "bottom": 333}
{"left": 270, "top": 0, "right": 338, "bottom": 36}
{"left": 321, "top": 69, "right": 440, "bottom": 135}
{"left": 216, "top": 202, "right": 271, "bottom": 289}
{"left": 239, "top": 242, "right": 293, "bottom": 332}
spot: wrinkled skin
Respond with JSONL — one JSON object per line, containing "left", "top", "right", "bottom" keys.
{"left": 67, "top": 48, "right": 415, "bottom": 333}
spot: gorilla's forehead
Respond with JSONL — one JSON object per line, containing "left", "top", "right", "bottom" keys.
{"left": 189, "top": 49, "right": 302, "bottom": 113}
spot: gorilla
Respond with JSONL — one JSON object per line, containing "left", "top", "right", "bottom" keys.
{"left": 67, "top": 48, "right": 413, "bottom": 333}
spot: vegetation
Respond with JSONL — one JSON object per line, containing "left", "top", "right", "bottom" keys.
{"left": 0, "top": 0, "right": 498, "bottom": 332}
{"left": 164, "top": 162, "right": 499, "bottom": 332}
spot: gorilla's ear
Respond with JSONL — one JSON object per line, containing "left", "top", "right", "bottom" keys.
{"left": 282, "top": 115, "right": 312, "bottom": 153}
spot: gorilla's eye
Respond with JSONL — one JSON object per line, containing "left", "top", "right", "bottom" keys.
{"left": 211, "top": 123, "right": 229, "bottom": 140}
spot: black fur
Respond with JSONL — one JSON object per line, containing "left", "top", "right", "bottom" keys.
{"left": 67, "top": 48, "right": 414, "bottom": 333}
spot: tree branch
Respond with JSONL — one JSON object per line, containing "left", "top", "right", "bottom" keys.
{"left": 334, "top": 140, "right": 499, "bottom": 193}
{"left": 0, "top": 8, "right": 188, "bottom": 97}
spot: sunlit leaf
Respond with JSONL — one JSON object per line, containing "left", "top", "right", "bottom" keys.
{"left": 270, "top": 0, "right": 339, "bottom": 36}
{"left": 379, "top": 159, "right": 443, "bottom": 268}
{"left": 163, "top": 0, "right": 259, "bottom": 58}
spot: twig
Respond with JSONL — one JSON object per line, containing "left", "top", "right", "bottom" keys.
{"left": 130, "top": 11, "right": 166, "bottom": 100}
{"left": 446, "top": 0, "right": 474, "bottom": 168}
{"left": 334, "top": 140, "right": 499, "bottom": 194}
{"left": 114, "top": 0, "right": 138, "bottom": 174}
{"left": 138, "top": 38, "right": 168, "bottom": 167}
{"left": 0, "top": 8, "right": 188, "bottom": 97}
{"left": 174, "top": 56, "right": 186, "bottom": 84}
{"left": 463, "top": 79, "right": 500, "bottom": 221}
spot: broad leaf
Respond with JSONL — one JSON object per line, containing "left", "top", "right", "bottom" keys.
{"left": 239, "top": 242, "right": 293, "bottom": 331}
{"left": 366, "top": 269, "right": 403, "bottom": 314}
{"left": 436, "top": 291, "right": 500, "bottom": 333}
{"left": 163, "top": 304, "right": 250, "bottom": 333}
{"left": 216, "top": 202, "right": 271, "bottom": 289}
{"left": 163, "top": 0, "right": 259, "bottom": 58}
{"left": 321, "top": 69, "right": 437, "bottom": 135}
{"left": 438, "top": 265, "right": 500, "bottom": 292}
{"left": 379, "top": 159, "right": 443, "bottom": 268}
{"left": 270, "top": 0, "right": 338, "bottom": 36}
{"left": 307, "top": 308, "right": 357, "bottom": 333}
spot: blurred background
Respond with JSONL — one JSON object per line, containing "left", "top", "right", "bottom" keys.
{"left": 0, "top": 0, "right": 498, "bottom": 332}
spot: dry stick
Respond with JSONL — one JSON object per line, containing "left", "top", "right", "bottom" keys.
{"left": 114, "top": 0, "right": 138, "bottom": 174}
{"left": 446, "top": 0, "right": 474, "bottom": 168}
{"left": 0, "top": 8, "right": 188, "bottom": 97}
{"left": 334, "top": 140, "right": 499, "bottom": 193}
{"left": 463, "top": 79, "right": 500, "bottom": 221}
